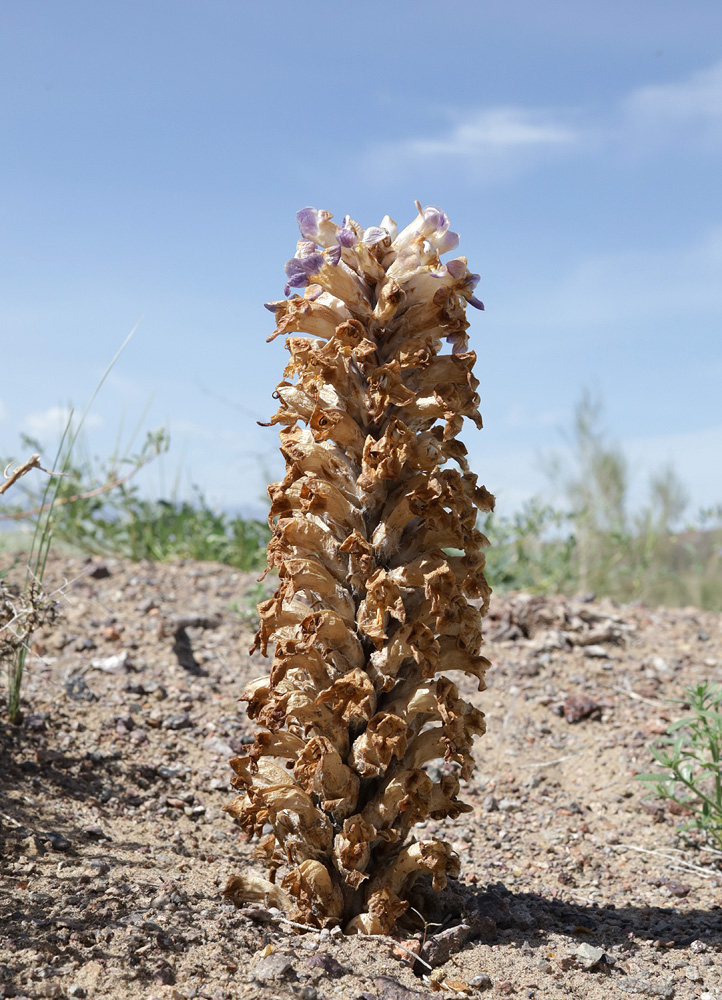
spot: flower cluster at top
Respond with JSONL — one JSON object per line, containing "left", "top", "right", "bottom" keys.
{"left": 279, "top": 202, "right": 484, "bottom": 315}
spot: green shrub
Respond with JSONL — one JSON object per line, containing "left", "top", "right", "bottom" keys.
{"left": 636, "top": 682, "right": 722, "bottom": 847}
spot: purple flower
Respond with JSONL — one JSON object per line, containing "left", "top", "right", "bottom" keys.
{"left": 423, "top": 205, "right": 448, "bottom": 231}
{"left": 283, "top": 251, "right": 324, "bottom": 296}
{"left": 362, "top": 226, "right": 388, "bottom": 246}
{"left": 296, "top": 207, "right": 320, "bottom": 241}
{"left": 338, "top": 216, "right": 357, "bottom": 247}
{"left": 433, "top": 230, "right": 460, "bottom": 255}
{"left": 296, "top": 207, "right": 338, "bottom": 247}
{"left": 445, "top": 259, "right": 466, "bottom": 280}
{"left": 325, "top": 244, "right": 342, "bottom": 267}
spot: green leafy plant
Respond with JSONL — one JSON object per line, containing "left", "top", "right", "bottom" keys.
{"left": 636, "top": 682, "right": 722, "bottom": 847}
{"left": 3, "top": 431, "right": 270, "bottom": 572}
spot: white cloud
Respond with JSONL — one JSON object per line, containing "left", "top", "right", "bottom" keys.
{"left": 372, "top": 59, "right": 722, "bottom": 176}
{"left": 24, "top": 406, "right": 103, "bottom": 440}
{"left": 402, "top": 107, "right": 577, "bottom": 159}
{"left": 624, "top": 60, "right": 722, "bottom": 131}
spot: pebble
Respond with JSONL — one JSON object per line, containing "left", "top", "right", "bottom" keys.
{"left": 65, "top": 675, "right": 97, "bottom": 702}
{"left": 163, "top": 712, "right": 193, "bottom": 730}
{"left": 305, "top": 953, "right": 348, "bottom": 978}
{"left": 498, "top": 798, "right": 519, "bottom": 812}
{"left": 469, "top": 974, "right": 492, "bottom": 990}
{"left": 43, "top": 831, "right": 72, "bottom": 852}
{"left": 620, "top": 979, "right": 674, "bottom": 998}
{"left": 684, "top": 966, "right": 702, "bottom": 982}
{"left": 253, "top": 954, "right": 295, "bottom": 983}
{"left": 87, "top": 562, "right": 111, "bottom": 580}
{"left": 204, "top": 736, "right": 234, "bottom": 756}
{"left": 584, "top": 644, "right": 609, "bottom": 658}
{"left": 158, "top": 765, "right": 184, "bottom": 780}
{"left": 576, "top": 943, "right": 606, "bottom": 969}
{"left": 91, "top": 652, "right": 131, "bottom": 673}
{"left": 482, "top": 794, "right": 498, "bottom": 811}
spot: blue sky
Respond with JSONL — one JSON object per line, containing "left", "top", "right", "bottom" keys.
{"left": 1, "top": 0, "right": 721, "bottom": 519}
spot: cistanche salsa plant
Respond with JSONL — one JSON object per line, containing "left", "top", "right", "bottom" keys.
{"left": 224, "top": 203, "right": 493, "bottom": 933}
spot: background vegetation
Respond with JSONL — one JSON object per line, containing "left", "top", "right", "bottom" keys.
{"left": 2, "top": 391, "right": 721, "bottom": 610}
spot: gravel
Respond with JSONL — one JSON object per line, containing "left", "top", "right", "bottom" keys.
{"left": 0, "top": 552, "right": 720, "bottom": 1000}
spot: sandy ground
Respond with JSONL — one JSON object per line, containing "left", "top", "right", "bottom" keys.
{"left": 1, "top": 552, "right": 721, "bottom": 1000}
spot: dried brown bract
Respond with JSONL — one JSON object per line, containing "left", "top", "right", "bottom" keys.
{"left": 224, "top": 203, "right": 493, "bottom": 933}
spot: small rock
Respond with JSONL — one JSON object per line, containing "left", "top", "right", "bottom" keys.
{"left": 697, "top": 629, "right": 710, "bottom": 641}
{"left": 663, "top": 880, "right": 691, "bottom": 897}
{"left": 690, "top": 940, "right": 708, "bottom": 954}
{"left": 508, "top": 902, "right": 535, "bottom": 930}
{"left": 147, "top": 708, "right": 164, "bottom": 728}
{"left": 685, "top": 967, "right": 702, "bottom": 982}
{"left": 535, "top": 956, "right": 552, "bottom": 973}
{"left": 253, "top": 954, "right": 295, "bottom": 983}
{"left": 115, "top": 714, "right": 135, "bottom": 733}
{"left": 422, "top": 924, "right": 472, "bottom": 966}
{"left": 584, "top": 644, "right": 609, "bottom": 658}
{"left": 620, "top": 978, "right": 674, "bottom": 998}
{"left": 498, "top": 798, "right": 519, "bottom": 812}
{"left": 87, "top": 562, "right": 111, "bottom": 579}
{"left": 576, "top": 943, "right": 606, "bottom": 969}
{"left": 372, "top": 977, "right": 430, "bottom": 999}
{"left": 163, "top": 712, "right": 193, "bottom": 731}
{"left": 43, "top": 831, "right": 72, "bottom": 852}
{"left": 83, "top": 824, "right": 108, "bottom": 840}
{"left": 564, "top": 694, "right": 602, "bottom": 723}
{"left": 204, "top": 736, "right": 234, "bottom": 757}
{"left": 305, "top": 953, "right": 348, "bottom": 978}
{"left": 391, "top": 939, "right": 421, "bottom": 965}
{"left": 91, "top": 652, "right": 131, "bottom": 673}
{"left": 155, "top": 960, "right": 176, "bottom": 985}
{"left": 67, "top": 987, "right": 86, "bottom": 998}
{"left": 482, "top": 793, "right": 499, "bottom": 812}
{"left": 65, "top": 676, "right": 97, "bottom": 702}
{"left": 23, "top": 713, "right": 47, "bottom": 731}
{"left": 469, "top": 973, "right": 493, "bottom": 990}
{"left": 89, "top": 860, "right": 110, "bottom": 875}
{"left": 158, "top": 765, "right": 183, "bottom": 780}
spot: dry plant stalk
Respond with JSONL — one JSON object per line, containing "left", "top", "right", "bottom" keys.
{"left": 224, "top": 203, "right": 493, "bottom": 933}
{"left": 0, "top": 455, "right": 43, "bottom": 496}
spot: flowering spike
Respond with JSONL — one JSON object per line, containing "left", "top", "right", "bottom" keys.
{"left": 225, "top": 203, "right": 493, "bottom": 934}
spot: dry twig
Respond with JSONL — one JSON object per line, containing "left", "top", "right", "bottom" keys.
{"left": 0, "top": 454, "right": 63, "bottom": 496}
